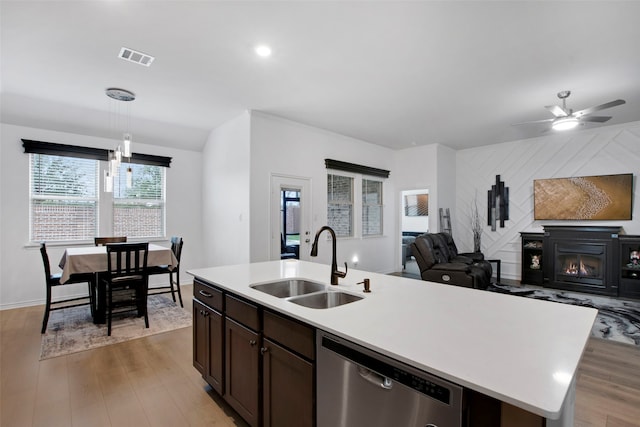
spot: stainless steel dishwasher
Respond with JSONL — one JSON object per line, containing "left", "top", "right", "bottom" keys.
{"left": 317, "top": 331, "right": 463, "bottom": 427}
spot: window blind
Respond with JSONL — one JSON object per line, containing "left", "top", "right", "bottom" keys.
{"left": 113, "top": 163, "right": 166, "bottom": 238}
{"left": 30, "top": 154, "right": 99, "bottom": 241}
{"left": 362, "top": 179, "right": 383, "bottom": 236}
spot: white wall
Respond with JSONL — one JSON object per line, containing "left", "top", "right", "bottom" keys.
{"left": 393, "top": 144, "right": 438, "bottom": 234}
{"left": 249, "top": 112, "right": 398, "bottom": 274}
{"left": 0, "top": 123, "right": 204, "bottom": 309}
{"left": 201, "top": 111, "right": 251, "bottom": 267}
{"left": 455, "top": 120, "right": 640, "bottom": 281}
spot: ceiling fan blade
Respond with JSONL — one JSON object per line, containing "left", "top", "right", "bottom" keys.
{"left": 580, "top": 115, "right": 612, "bottom": 123}
{"left": 573, "top": 99, "right": 626, "bottom": 118}
{"left": 544, "top": 105, "right": 568, "bottom": 117}
{"left": 512, "top": 118, "right": 555, "bottom": 126}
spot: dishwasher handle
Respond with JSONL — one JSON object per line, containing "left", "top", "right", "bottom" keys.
{"left": 358, "top": 366, "right": 393, "bottom": 390}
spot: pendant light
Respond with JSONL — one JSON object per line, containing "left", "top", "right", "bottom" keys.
{"left": 105, "top": 88, "right": 135, "bottom": 191}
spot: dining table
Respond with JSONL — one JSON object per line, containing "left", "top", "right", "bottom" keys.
{"left": 58, "top": 243, "right": 178, "bottom": 323}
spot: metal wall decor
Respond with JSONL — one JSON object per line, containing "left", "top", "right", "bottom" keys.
{"left": 487, "top": 175, "right": 509, "bottom": 231}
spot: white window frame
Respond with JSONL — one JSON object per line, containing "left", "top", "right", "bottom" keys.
{"left": 362, "top": 177, "right": 384, "bottom": 237}
{"left": 112, "top": 162, "right": 166, "bottom": 239}
{"left": 327, "top": 172, "right": 355, "bottom": 238}
{"left": 327, "top": 171, "right": 385, "bottom": 239}
{"left": 29, "top": 153, "right": 100, "bottom": 243}
{"left": 29, "top": 153, "right": 166, "bottom": 244}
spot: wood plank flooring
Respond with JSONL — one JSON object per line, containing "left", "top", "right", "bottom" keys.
{"left": 2, "top": 284, "right": 639, "bottom": 426}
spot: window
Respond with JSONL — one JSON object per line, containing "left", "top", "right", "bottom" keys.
{"left": 362, "top": 179, "right": 383, "bottom": 236}
{"left": 29, "top": 152, "right": 166, "bottom": 242}
{"left": 327, "top": 173, "right": 384, "bottom": 238}
{"left": 113, "top": 163, "right": 165, "bottom": 238}
{"left": 327, "top": 174, "right": 353, "bottom": 237}
{"left": 30, "top": 154, "right": 99, "bottom": 241}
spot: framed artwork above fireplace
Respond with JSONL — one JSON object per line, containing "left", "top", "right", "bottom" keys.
{"left": 533, "top": 173, "right": 633, "bottom": 220}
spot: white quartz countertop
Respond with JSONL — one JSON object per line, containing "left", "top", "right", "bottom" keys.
{"left": 188, "top": 260, "right": 597, "bottom": 419}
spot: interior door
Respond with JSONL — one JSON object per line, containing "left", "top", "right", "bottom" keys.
{"left": 270, "top": 175, "right": 312, "bottom": 261}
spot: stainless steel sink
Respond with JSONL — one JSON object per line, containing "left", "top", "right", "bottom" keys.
{"left": 289, "top": 291, "right": 363, "bottom": 309}
{"left": 250, "top": 279, "right": 327, "bottom": 298}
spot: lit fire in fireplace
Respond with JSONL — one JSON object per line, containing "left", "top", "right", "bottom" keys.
{"left": 564, "top": 260, "right": 592, "bottom": 276}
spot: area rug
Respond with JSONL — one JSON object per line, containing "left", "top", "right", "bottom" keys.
{"left": 40, "top": 294, "right": 192, "bottom": 360}
{"left": 489, "top": 284, "right": 640, "bottom": 347}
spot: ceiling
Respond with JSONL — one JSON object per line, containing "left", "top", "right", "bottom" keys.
{"left": 2, "top": 1, "right": 640, "bottom": 152}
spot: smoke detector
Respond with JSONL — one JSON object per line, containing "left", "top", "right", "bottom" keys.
{"left": 118, "top": 47, "right": 154, "bottom": 67}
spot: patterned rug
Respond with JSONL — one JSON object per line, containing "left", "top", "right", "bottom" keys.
{"left": 40, "top": 294, "right": 192, "bottom": 360}
{"left": 489, "top": 284, "right": 640, "bottom": 347}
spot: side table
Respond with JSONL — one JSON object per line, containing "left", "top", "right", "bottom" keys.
{"left": 487, "top": 259, "right": 501, "bottom": 284}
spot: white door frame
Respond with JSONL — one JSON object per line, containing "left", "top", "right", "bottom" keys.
{"left": 270, "top": 174, "right": 312, "bottom": 261}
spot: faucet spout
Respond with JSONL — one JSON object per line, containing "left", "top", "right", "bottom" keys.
{"left": 310, "top": 226, "right": 347, "bottom": 285}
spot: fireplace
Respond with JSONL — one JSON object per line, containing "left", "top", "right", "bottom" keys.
{"left": 544, "top": 226, "right": 621, "bottom": 296}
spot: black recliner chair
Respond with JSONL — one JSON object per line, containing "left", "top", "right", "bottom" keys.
{"left": 409, "top": 233, "right": 492, "bottom": 289}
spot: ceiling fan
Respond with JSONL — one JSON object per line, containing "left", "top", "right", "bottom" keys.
{"left": 514, "top": 91, "right": 626, "bottom": 131}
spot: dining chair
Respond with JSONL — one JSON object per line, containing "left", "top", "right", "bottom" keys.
{"left": 95, "top": 236, "right": 127, "bottom": 246}
{"left": 102, "top": 242, "right": 149, "bottom": 336}
{"left": 147, "top": 236, "right": 184, "bottom": 307}
{"left": 40, "top": 242, "right": 95, "bottom": 333}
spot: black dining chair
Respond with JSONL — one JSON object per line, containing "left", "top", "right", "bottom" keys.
{"left": 102, "top": 242, "right": 149, "bottom": 336}
{"left": 147, "top": 236, "right": 184, "bottom": 307}
{"left": 95, "top": 236, "right": 127, "bottom": 246}
{"left": 40, "top": 242, "right": 95, "bottom": 333}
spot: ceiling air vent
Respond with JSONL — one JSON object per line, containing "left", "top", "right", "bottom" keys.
{"left": 118, "top": 47, "right": 155, "bottom": 67}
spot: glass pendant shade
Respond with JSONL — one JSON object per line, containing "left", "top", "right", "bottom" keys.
{"left": 104, "top": 170, "right": 113, "bottom": 193}
{"left": 123, "top": 133, "right": 132, "bottom": 157}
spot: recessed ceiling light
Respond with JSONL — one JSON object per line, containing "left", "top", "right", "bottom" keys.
{"left": 255, "top": 45, "right": 272, "bottom": 58}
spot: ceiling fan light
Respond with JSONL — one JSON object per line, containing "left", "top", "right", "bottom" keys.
{"left": 552, "top": 117, "right": 580, "bottom": 131}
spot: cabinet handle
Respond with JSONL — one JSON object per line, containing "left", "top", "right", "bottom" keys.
{"left": 249, "top": 340, "right": 257, "bottom": 346}
{"left": 260, "top": 347, "right": 269, "bottom": 355}
{"left": 199, "top": 290, "right": 213, "bottom": 298}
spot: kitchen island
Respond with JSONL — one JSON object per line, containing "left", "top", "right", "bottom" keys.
{"left": 188, "top": 260, "right": 597, "bottom": 426}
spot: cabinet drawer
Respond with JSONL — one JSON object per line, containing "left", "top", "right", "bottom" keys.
{"left": 225, "top": 294, "right": 260, "bottom": 331}
{"left": 194, "top": 279, "right": 223, "bottom": 311}
{"left": 264, "top": 310, "right": 314, "bottom": 360}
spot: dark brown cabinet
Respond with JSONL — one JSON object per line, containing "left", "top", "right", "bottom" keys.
{"left": 521, "top": 232, "right": 544, "bottom": 285}
{"left": 619, "top": 235, "right": 640, "bottom": 299}
{"left": 193, "top": 279, "right": 315, "bottom": 427}
{"left": 193, "top": 298, "right": 224, "bottom": 395}
{"left": 262, "top": 311, "right": 315, "bottom": 427}
{"left": 225, "top": 318, "right": 260, "bottom": 427}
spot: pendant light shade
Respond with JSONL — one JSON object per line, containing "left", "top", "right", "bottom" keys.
{"left": 123, "top": 133, "right": 132, "bottom": 157}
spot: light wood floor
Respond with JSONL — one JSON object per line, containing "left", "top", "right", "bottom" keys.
{"left": 2, "top": 284, "right": 639, "bottom": 426}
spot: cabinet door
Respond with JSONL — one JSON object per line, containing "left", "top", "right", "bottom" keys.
{"left": 206, "top": 306, "right": 224, "bottom": 394}
{"left": 262, "top": 338, "right": 314, "bottom": 427}
{"left": 193, "top": 300, "right": 225, "bottom": 394}
{"left": 225, "top": 318, "right": 260, "bottom": 427}
{"left": 193, "top": 300, "right": 208, "bottom": 375}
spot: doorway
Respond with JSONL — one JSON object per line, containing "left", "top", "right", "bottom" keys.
{"left": 270, "top": 175, "right": 312, "bottom": 261}
{"left": 400, "top": 189, "right": 429, "bottom": 277}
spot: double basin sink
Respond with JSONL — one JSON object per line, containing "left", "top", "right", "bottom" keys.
{"left": 250, "top": 279, "right": 362, "bottom": 309}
